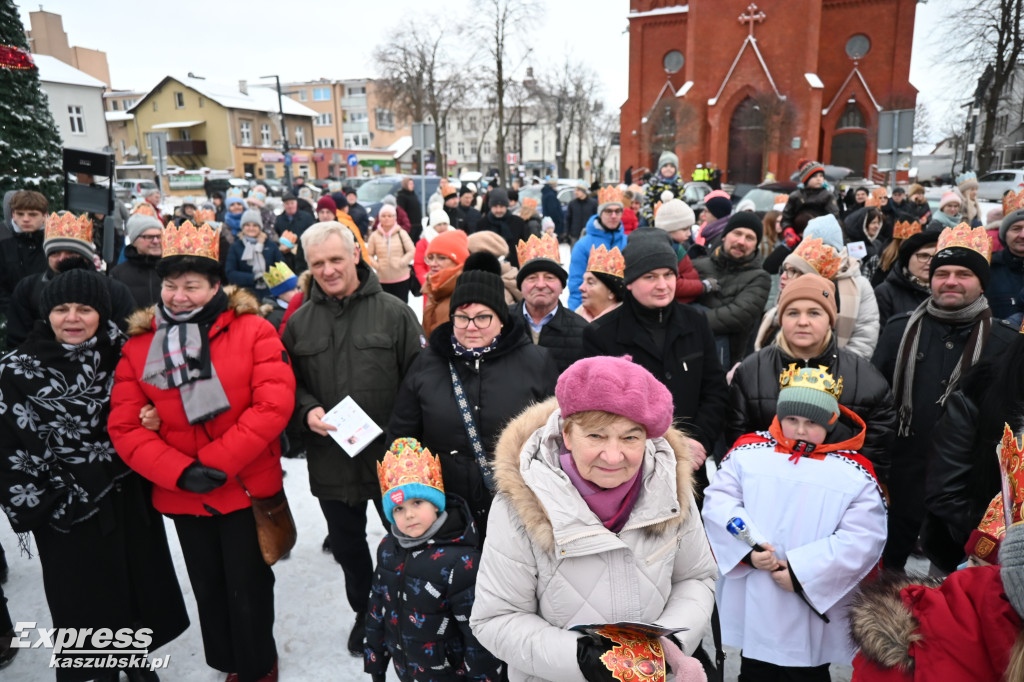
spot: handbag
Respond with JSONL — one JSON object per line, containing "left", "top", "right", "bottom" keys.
{"left": 447, "top": 360, "right": 495, "bottom": 491}
{"left": 238, "top": 477, "right": 297, "bottom": 566}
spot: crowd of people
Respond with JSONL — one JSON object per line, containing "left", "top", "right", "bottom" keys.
{"left": 0, "top": 159, "right": 1023, "bottom": 682}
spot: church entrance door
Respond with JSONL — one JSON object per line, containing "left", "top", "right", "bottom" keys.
{"left": 831, "top": 132, "right": 867, "bottom": 177}
{"left": 727, "top": 97, "right": 765, "bottom": 186}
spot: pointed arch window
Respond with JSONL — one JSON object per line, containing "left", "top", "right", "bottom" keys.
{"left": 837, "top": 102, "right": 865, "bottom": 130}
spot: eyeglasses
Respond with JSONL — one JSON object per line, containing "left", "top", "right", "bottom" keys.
{"left": 452, "top": 313, "right": 494, "bottom": 329}
{"left": 781, "top": 266, "right": 804, "bottom": 279}
{"left": 603, "top": 208, "right": 623, "bottom": 215}
{"left": 913, "top": 253, "right": 934, "bottom": 264}
{"left": 138, "top": 234, "right": 162, "bottom": 242}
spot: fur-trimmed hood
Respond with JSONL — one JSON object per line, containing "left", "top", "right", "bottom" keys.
{"left": 849, "top": 572, "right": 941, "bottom": 673}
{"left": 125, "top": 285, "right": 260, "bottom": 337}
{"left": 492, "top": 397, "right": 695, "bottom": 555}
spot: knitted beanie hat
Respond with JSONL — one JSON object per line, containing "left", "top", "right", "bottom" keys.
{"left": 556, "top": 355, "right": 674, "bottom": 438}
{"left": 126, "top": 213, "right": 164, "bottom": 245}
{"left": 450, "top": 252, "right": 509, "bottom": 325}
{"left": 939, "top": 192, "right": 962, "bottom": 212}
{"left": 777, "top": 273, "right": 838, "bottom": 328}
{"left": 467, "top": 230, "right": 509, "bottom": 258}
{"left": 655, "top": 199, "right": 695, "bottom": 233}
{"left": 240, "top": 209, "right": 263, "bottom": 228}
{"left": 1000, "top": 210, "right": 1024, "bottom": 247}
{"left": 426, "top": 229, "right": 470, "bottom": 266}
{"left": 428, "top": 209, "right": 451, "bottom": 230}
{"left": 804, "top": 215, "right": 845, "bottom": 252}
{"left": 1001, "top": 523, "right": 1024, "bottom": 618}
{"left": 930, "top": 246, "right": 991, "bottom": 290}
{"left": 489, "top": 187, "right": 510, "bottom": 208}
{"left": 896, "top": 231, "right": 939, "bottom": 270}
{"left": 41, "top": 268, "right": 112, "bottom": 325}
{"left": 316, "top": 196, "right": 337, "bottom": 214}
{"left": 704, "top": 190, "right": 733, "bottom": 220}
{"left": 798, "top": 160, "right": 826, "bottom": 185}
{"left": 722, "top": 211, "right": 764, "bottom": 245}
{"left": 657, "top": 150, "right": 679, "bottom": 171}
{"left": 623, "top": 228, "right": 678, "bottom": 284}
{"left": 777, "top": 366, "right": 841, "bottom": 432}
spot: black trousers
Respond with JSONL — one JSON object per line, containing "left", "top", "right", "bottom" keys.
{"left": 173, "top": 509, "right": 276, "bottom": 682}
{"left": 380, "top": 279, "right": 411, "bottom": 302}
{"left": 320, "top": 497, "right": 385, "bottom": 614}
{"left": 740, "top": 656, "right": 831, "bottom": 682}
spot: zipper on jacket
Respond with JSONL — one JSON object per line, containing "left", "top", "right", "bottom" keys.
{"left": 556, "top": 511, "right": 680, "bottom": 553}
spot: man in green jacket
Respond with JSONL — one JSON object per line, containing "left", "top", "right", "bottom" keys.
{"left": 281, "top": 221, "right": 422, "bottom": 656}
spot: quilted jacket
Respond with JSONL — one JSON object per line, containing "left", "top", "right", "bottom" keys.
{"left": 469, "top": 399, "right": 717, "bottom": 682}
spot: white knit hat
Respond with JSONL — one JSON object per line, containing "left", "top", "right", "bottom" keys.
{"left": 654, "top": 199, "right": 695, "bottom": 233}
{"left": 428, "top": 209, "right": 450, "bottom": 230}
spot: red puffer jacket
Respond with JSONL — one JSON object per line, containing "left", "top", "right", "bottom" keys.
{"left": 109, "top": 287, "right": 296, "bottom": 516}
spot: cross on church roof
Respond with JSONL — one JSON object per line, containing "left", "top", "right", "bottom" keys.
{"left": 738, "top": 3, "right": 766, "bottom": 38}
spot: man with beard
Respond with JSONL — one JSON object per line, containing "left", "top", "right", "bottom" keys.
{"left": 477, "top": 188, "right": 528, "bottom": 266}
{"left": 872, "top": 223, "right": 1017, "bottom": 571}
{"left": 111, "top": 212, "right": 165, "bottom": 308}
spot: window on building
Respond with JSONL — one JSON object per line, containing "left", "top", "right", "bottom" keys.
{"left": 316, "top": 138, "right": 336, "bottom": 149}
{"left": 180, "top": 129, "right": 191, "bottom": 141}
{"left": 470, "top": 142, "right": 477, "bottom": 155}
{"left": 199, "top": 97, "right": 204, "bottom": 108}
{"left": 533, "top": 139, "right": 539, "bottom": 154}
{"left": 314, "top": 113, "right": 333, "bottom": 126}
{"left": 348, "top": 86, "right": 366, "bottom": 96}
{"left": 110, "top": 100, "right": 118, "bottom": 111}
{"left": 445, "top": 142, "right": 451, "bottom": 155}
{"left": 349, "top": 111, "right": 368, "bottom": 122}
{"left": 457, "top": 142, "right": 465, "bottom": 156}
{"left": 174, "top": 92, "right": 185, "bottom": 109}
{"left": 261, "top": 123, "right": 271, "bottom": 146}
{"left": 240, "top": 120, "right": 252, "bottom": 145}
{"left": 298, "top": 89, "right": 308, "bottom": 102}
{"left": 375, "top": 108, "right": 394, "bottom": 130}
{"left": 837, "top": 102, "right": 866, "bottom": 129}
{"left": 119, "top": 140, "right": 126, "bottom": 156}
{"left": 295, "top": 126, "right": 306, "bottom": 146}
{"left": 68, "top": 105, "right": 84, "bottom": 134}
{"left": 313, "top": 87, "right": 331, "bottom": 101}
{"left": 152, "top": 101, "right": 158, "bottom": 112}
{"left": 265, "top": 165, "right": 277, "bottom": 179}
{"left": 469, "top": 116, "right": 477, "bottom": 132}
{"left": 361, "top": 134, "right": 370, "bottom": 146}
{"left": 483, "top": 141, "right": 491, "bottom": 155}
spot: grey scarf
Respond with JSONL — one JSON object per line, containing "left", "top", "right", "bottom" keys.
{"left": 892, "top": 295, "right": 991, "bottom": 436}
{"left": 241, "top": 236, "right": 267, "bottom": 284}
{"left": 391, "top": 511, "right": 449, "bottom": 549}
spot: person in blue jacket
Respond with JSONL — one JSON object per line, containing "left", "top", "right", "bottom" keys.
{"left": 567, "top": 188, "right": 628, "bottom": 310}
{"left": 225, "top": 209, "right": 284, "bottom": 296}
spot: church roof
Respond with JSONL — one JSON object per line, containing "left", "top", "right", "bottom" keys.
{"left": 822, "top": 67, "right": 882, "bottom": 116}
{"left": 707, "top": 33, "right": 782, "bottom": 106}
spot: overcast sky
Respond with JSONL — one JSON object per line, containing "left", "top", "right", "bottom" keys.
{"left": 19, "top": 0, "right": 959, "bottom": 139}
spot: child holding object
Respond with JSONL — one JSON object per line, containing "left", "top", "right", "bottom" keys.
{"left": 703, "top": 364, "right": 887, "bottom": 681}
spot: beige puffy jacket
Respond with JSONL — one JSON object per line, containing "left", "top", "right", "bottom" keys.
{"left": 366, "top": 226, "right": 415, "bottom": 283}
{"left": 470, "top": 399, "right": 717, "bottom": 682}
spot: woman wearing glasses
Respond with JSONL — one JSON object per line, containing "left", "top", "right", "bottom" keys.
{"left": 873, "top": 230, "right": 939, "bottom": 328}
{"left": 387, "top": 253, "right": 557, "bottom": 536}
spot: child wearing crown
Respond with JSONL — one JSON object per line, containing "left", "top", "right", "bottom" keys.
{"left": 365, "top": 438, "right": 501, "bottom": 682}
{"left": 703, "top": 365, "right": 887, "bottom": 680}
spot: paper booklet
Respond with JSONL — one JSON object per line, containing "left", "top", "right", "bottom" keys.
{"left": 322, "top": 396, "right": 383, "bottom": 457}
{"left": 570, "top": 622, "right": 689, "bottom": 640}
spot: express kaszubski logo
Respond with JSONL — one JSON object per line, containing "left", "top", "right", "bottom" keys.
{"left": 12, "top": 623, "right": 170, "bottom": 671}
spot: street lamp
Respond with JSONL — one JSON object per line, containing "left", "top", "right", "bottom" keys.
{"left": 261, "top": 75, "right": 292, "bottom": 189}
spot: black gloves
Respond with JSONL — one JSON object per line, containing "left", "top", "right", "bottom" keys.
{"left": 176, "top": 462, "right": 228, "bottom": 494}
{"left": 576, "top": 636, "right": 608, "bottom": 681}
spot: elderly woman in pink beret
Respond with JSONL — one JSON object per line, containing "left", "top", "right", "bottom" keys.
{"left": 470, "top": 355, "right": 717, "bottom": 682}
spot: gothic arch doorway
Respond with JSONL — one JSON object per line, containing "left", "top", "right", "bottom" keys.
{"left": 831, "top": 102, "right": 867, "bottom": 176}
{"left": 727, "top": 97, "right": 765, "bottom": 185}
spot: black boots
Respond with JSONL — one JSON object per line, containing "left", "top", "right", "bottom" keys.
{"left": 347, "top": 612, "right": 367, "bottom": 657}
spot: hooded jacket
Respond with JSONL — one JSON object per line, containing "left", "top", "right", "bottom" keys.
{"left": 566, "top": 213, "right": 628, "bottom": 310}
{"left": 478, "top": 211, "right": 529, "bottom": 267}
{"left": 780, "top": 186, "right": 840, "bottom": 233}
{"left": 469, "top": 399, "right": 717, "bottom": 682}
{"left": 109, "top": 287, "right": 295, "bottom": 516}
{"left": 691, "top": 247, "right": 772, "bottom": 365}
{"left": 109, "top": 245, "right": 163, "bottom": 309}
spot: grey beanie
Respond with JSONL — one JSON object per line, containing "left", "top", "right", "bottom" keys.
{"left": 489, "top": 187, "right": 510, "bottom": 208}
{"left": 623, "top": 228, "right": 679, "bottom": 284}
{"left": 126, "top": 213, "right": 163, "bottom": 244}
{"left": 657, "top": 150, "right": 679, "bottom": 171}
{"left": 1000, "top": 209, "right": 1024, "bottom": 247}
{"left": 1001, "top": 522, "right": 1024, "bottom": 618}
{"left": 240, "top": 209, "right": 263, "bottom": 228}
{"left": 655, "top": 199, "right": 695, "bottom": 233}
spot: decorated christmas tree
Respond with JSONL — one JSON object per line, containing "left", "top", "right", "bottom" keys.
{"left": 0, "top": 3, "right": 64, "bottom": 207}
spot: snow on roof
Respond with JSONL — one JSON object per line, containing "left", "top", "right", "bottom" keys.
{"left": 628, "top": 4, "right": 688, "bottom": 19}
{"left": 33, "top": 54, "right": 106, "bottom": 89}
{"left": 105, "top": 111, "right": 134, "bottom": 122}
{"left": 131, "top": 75, "right": 317, "bottom": 117}
{"left": 389, "top": 136, "right": 413, "bottom": 160}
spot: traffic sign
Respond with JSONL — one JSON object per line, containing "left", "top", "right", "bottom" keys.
{"left": 347, "top": 153, "right": 358, "bottom": 166}
{"left": 507, "top": 153, "right": 519, "bottom": 165}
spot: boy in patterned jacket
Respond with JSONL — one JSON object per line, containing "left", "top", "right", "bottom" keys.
{"left": 365, "top": 438, "right": 501, "bottom": 682}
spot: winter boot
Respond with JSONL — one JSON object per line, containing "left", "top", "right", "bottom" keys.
{"left": 347, "top": 612, "right": 367, "bottom": 657}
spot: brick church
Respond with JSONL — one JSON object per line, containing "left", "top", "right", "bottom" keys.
{"left": 620, "top": 0, "right": 918, "bottom": 184}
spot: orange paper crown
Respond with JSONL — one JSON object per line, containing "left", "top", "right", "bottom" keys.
{"left": 193, "top": 208, "right": 216, "bottom": 224}
{"left": 965, "top": 493, "right": 1006, "bottom": 562}
{"left": 793, "top": 237, "right": 841, "bottom": 280}
{"left": 162, "top": 220, "right": 220, "bottom": 261}
{"left": 893, "top": 220, "right": 921, "bottom": 240}
{"left": 936, "top": 223, "right": 992, "bottom": 262}
{"left": 1001, "top": 424, "right": 1024, "bottom": 525}
{"left": 516, "top": 233, "right": 560, "bottom": 265}
{"left": 597, "top": 186, "right": 624, "bottom": 207}
{"left": 586, "top": 245, "right": 625, "bottom": 279}
{"left": 774, "top": 194, "right": 790, "bottom": 206}
{"left": 377, "top": 438, "right": 444, "bottom": 498}
{"left": 521, "top": 197, "right": 538, "bottom": 210}
{"left": 131, "top": 201, "right": 157, "bottom": 217}
{"left": 44, "top": 212, "right": 93, "bottom": 244}
{"left": 864, "top": 187, "right": 888, "bottom": 207}
{"left": 1004, "top": 188, "right": 1024, "bottom": 217}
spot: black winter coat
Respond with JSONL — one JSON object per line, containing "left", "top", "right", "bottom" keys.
{"left": 396, "top": 188, "right": 423, "bottom": 241}
{"left": 273, "top": 209, "right": 316, "bottom": 237}
{"left": 566, "top": 196, "right": 597, "bottom": 239}
{"left": 365, "top": 495, "right": 500, "bottom": 682}
{"left": 509, "top": 300, "right": 587, "bottom": 374}
{"left": 541, "top": 184, "right": 564, "bottom": 234}
{"left": 109, "top": 245, "right": 162, "bottom": 309}
{"left": 476, "top": 212, "right": 529, "bottom": 267}
{"left": 458, "top": 204, "right": 482, "bottom": 233}
{"left": 0, "top": 229, "right": 46, "bottom": 316}
{"left": 691, "top": 248, "right": 772, "bottom": 366}
{"left": 386, "top": 317, "right": 557, "bottom": 532}
{"left": 780, "top": 185, "right": 840, "bottom": 232}
{"left": 582, "top": 295, "right": 728, "bottom": 455}
{"left": 727, "top": 335, "right": 896, "bottom": 483}
{"left": 349, "top": 201, "right": 371, "bottom": 238}
{"left": 874, "top": 265, "right": 929, "bottom": 330}
{"left": 987, "top": 249, "right": 1024, "bottom": 320}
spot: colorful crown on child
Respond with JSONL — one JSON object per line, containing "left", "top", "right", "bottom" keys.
{"left": 1001, "top": 424, "right": 1024, "bottom": 526}
{"left": 131, "top": 201, "right": 157, "bottom": 217}
{"left": 517, "top": 233, "right": 560, "bottom": 265}
{"left": 936, "top": 223, "right": 992, "bottom": 262}
{"left": 162, "top": 220, "right": 220, "bottom": 261}
{"left": 226, "top": 187, "right": 245, "bottom": 200}
{"left": 586, "top": 245, "right": 625, "bottom": 279}
{"left": 377, "top": 438, "right": 445, "bottom": 499}
{"left": 193, "top": 208, "right": 216, "bottom": 224}
{"left": 597, "top": 186, "right": 624, "bottom": 207}
{"left": 262, "top": 262, "right": 297, "bottom": 291}
{"left": 793, "top": 237, "right": 841, "bottom": 280}
{"left": 779, "top": 364, "right": 844, "bottom": 401}
{"left": 1004, "top": 188, "right": 1024, "bottom": 217}
{"left": 893, "top": 220, "right": 921, "bottom": 240}
{"left": 44, "top": 212, "right": 93, "bottom": 244}
{"left": 965, "top": 493, "right": 1006, "bottom": 562}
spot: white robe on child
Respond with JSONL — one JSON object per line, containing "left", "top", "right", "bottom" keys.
{"left": 702, "top": 426, "right": 887, "bottom": 668}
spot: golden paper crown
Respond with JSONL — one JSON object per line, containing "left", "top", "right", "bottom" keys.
{"left": 1004, "top": 188, "right": 1024, "bottom": 217}
{"left": 1001, "top": 424, "right": 1024, "bottom": 525}
{"left": 377, "top": 438, "right": 444, "bottom": 498}
{"left": 774, "top": 194, "right": 790, "bottom": 206}
{"left": 778, "top": 363, "right": 844, "bottom": 401}
{"left": 793, "top": 237, "right": 841, "bottom": 280}
{"left": 586, "top": 245, "right": 625, "bottom": 279}
{"left": 516, "top": 233, "right": 560, "bottom": 265}
{"left": 193, "top": 208, "right": 216, "bottom": 224}
{"left": 44, "top": 212, "right": 93, "bottom": 244}
{"left": 597, "top": 186, "right": 624, "bottom": 207}
{"left": 262, "top": 262, "right": 297, "bottom": 289}
{"left": 893, "top": 220, "right": 921, "bottom": 240}
{"left": 936, "top": 223, "right": 992, "bottom": 262}
{"left": 131, "top": 202, "right": 157, "bottom": 217}
{"left": 521, "top": 197, "right": 538, "bottom": 210}
{"left": 162, "top": 220, "right": 220, "bottom": 261}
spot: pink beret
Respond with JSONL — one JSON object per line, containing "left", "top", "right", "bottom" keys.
{"left": 556, "top": 355, "right": 674, "bottom": 438}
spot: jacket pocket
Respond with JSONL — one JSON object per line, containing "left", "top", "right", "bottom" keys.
{"left": 353, "top": 333, "right": 395, "bottom": 351}
{"left": 290, "top": 336, "right": 329, "bottom": 357}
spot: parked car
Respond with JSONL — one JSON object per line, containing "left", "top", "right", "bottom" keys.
{"left": 259, "top": 178, "right": 285, "bottom": 197}
{"left": 115, "top": 179, "right": 159, "bottom": 203}
{"left": 356, "top": 175, "right": 444, "bottom": 224}
{"left": 682, "top": 181, "right": 713, "bottom": 207}
{"left": 976, "top": 169, "right": 1024, "bottom": 201}
{"left": 737, "top": 180, "right": 799, "bottom": 213}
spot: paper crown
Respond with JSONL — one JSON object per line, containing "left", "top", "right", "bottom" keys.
{"left": 597, "top": 186, "right": 624, "bottom": 207}
{"left": 779, "top": 364, "right": 844, "bottom": 401}
{"left": 225, "top": 187, "right": 245, "bottom": 199}
{"left": 864, "top": 188, "right": 888, "bottom": 207}
{"left": 327, "top": 181, "right": 342, "bottom": 194}
{"left": 773, "top": 194, "right": 790, "bottom": 206}
{"left": 262, "top": 262, "right": 298, "bottom": 295}
{"left": 162, "top": 220, "right": 220, "bottom": 261}
{"left": 44, "top": 212, "right": 93, "bottom": 244}
{"left": 586, "top": 245, "right": 625, "bottom": 279}
{"left": 517, "top": 233, "right": 560, "bottom": 265}
{"left": 893, "top": 220, "right": 922, "bottom": 240}
{"left": 793, "top": 237, "right": 841, "bottom": 280}
{"left": 1001, "top": 424, "right": 1024, "bottom": 526}
{"left": 936, "top": 223, "right": 992, "bottom": 262}
{"left": 521, "top": 197, "right": 538, "bottom": 210}
{"left": 1004, "top": 188, "right": 1024, "bottom": 218}
{"left": 439, "top": 178, "right": 458, "bottom": 198}
{"left": 193, "top": 208, "right": 216, "bottom": 224}
{"left": 956, "top": 171, "right": 977, "bottom": 185}
{"left": 965, "top": 493, "right": 1006, "bottom": 563}
{"left": 377, "top": 437, "right": 444, "bottom": 499}
{"left": 131, "top": 201, "right": 157, "bottom": 217}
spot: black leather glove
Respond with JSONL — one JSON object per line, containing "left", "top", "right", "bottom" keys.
{"left": 176, "top": 462, "right": 228, "bottom": 494}
{"left": 576, "top": 636, "right": 607, "bottom": 681}
{"left": 370, "top": 674, "right": 386, "bottom": 682}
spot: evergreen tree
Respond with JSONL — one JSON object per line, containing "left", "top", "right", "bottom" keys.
{"left": 0, "top": 2, "right": 64, "bottom": 208}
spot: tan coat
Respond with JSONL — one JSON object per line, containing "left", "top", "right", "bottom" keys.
{"left": 366, "top": 226, "right": 415, "bottom": 283}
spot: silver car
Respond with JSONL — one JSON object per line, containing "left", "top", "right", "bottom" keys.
{"left": 976, "top": 169, "right": 1024, "bottom": 201}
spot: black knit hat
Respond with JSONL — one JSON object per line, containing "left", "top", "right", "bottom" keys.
{"left": 722, "top": 211, "right": 764, "bottom": 245}
{"left": 929, "top": 246, "right": 991, "bottom": 290}
{"left": 897, "top": 230, "right": 939, "bottom": 270}
{"left": 450, "top": 252, "right": 509, "bottom": 325}
{"left": 489, "top": 187, "right": 510, "bottom": 208}
{"left": 516, "top": 257, "right": 567, "bottom": 290}
{"left": 40, "top": 268, "right": 112, "bottom": 325}
{"left": 623, "top": 228, "right": 678, "bottom": 284}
